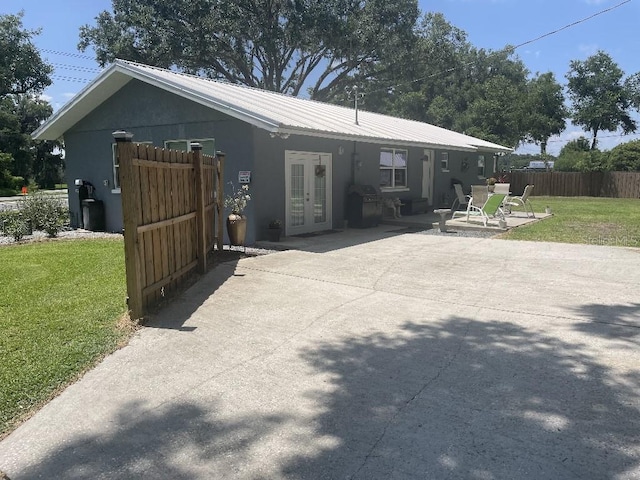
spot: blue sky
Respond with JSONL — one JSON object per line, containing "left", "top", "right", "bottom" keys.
{"left": 3, "top": 0, "right": 639, "bottom": 154}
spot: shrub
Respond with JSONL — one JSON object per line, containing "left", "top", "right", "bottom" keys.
{"left": 607, "top": 139, "right": 640, "bottom": 171}
{"left": 1, "top": 211, "right": 29, "bottom": 242}
{"left": 18, "top": 192, "right": 69, "bottom": 238}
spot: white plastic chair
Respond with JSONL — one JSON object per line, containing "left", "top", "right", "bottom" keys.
{"left": 452, "top": 185, "right": 488, "bottom": 220}
{"left": 505, "top": 184, "right": 535, "bottom": 218}
{"left": 450, "top": 183, "right": 470, "bottom": 213}
{"left": 493, "top": 183, "right": 510, "bottom": 195}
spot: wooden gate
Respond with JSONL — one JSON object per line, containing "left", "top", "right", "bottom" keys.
{"left": 114, "top": 131, "right": 225, "bottom": 319}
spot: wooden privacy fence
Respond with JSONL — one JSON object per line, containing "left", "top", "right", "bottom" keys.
{"left": 507, "top": 171, "right": 640, "bottom": 198}
{"left": 115, "top": 131, "right": 225, "bottom": 319}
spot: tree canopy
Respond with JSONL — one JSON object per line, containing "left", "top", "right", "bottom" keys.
{"left": 523, "top": 72, "right": 567, "bottom": 155}
{"left": 0, "top": 12, "right": 52, "bottom": 97}
{"left": 0, "top": 12, "right": 60, "bottom": 191}
{"left": 566, "top": 51, "right": 640, "bottom": 150}
{"left": 79, "top": 0, "right": 419, "bottom": 100}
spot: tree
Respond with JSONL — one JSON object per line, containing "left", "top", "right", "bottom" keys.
{"left": 606, "top": 139, "right": 640, "bottom": 171}
{"left": 0, "top": 13, "right": 57, "bottom": 189}
{"left": 523, "top": 72, "right": 567, "bottom": 155}
{"left": 362, "top": 12, "right": 531, "bottom": 149}
{"left": 78, "top": 0, "right": 419, "bottom": 100}
{"left": 0, "top": 12, "right": 52, "bottom": 97}
{"left": 0, "top": 95, "right": 58, "bottom": 184}
{"left": 566, "top": 51, "right": 640, "bottom": 150}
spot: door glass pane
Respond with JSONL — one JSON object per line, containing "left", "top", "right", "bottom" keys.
{"left": 290, "top": 164, "right": 305, "bottom": 227}
{"left": 314, "top": 168, "right": 326, "bottom": 224}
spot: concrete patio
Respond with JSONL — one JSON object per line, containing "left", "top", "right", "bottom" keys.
{"left": 382, "top": 209, "right": 551, "bottom": 233}
{"left": 255, "top": 209, "right": 551, "bottom": 252}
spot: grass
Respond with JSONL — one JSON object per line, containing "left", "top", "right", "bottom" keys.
{"left": 501, "top": 196, "right": 640, "bottom": 247}
{"left": 0, "top": 238, "right": 131, "bottom": 437}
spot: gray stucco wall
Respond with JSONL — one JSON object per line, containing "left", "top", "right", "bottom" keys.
{"left": 64, "top": 79, "right": 255, "bottom": 237}
{"left": 62, "top": 78, "right": 496, "bottom": 243}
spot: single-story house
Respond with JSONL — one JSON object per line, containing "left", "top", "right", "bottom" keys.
{"left": 33, "top": 59, "right": 511, "bottom": 244}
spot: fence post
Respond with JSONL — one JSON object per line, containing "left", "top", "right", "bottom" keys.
{"left": 216, "top": 151, "right": 226, "bottom": 252}
{"left": 192, "top": 143, "right": 207, "bottom": 274}
{"left": 113, "top": 130, "right": 144, "bottom": 320}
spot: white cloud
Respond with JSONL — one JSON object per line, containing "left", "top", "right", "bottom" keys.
{"left": 62, "top": 92, "right": 76, "bottom": 99}
{"left": 39, "top": 94, "right": 53, "bottom": 102}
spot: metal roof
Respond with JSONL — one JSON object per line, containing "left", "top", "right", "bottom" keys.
{"left": 33, "top": 59, "right": 512, "bottom": 153}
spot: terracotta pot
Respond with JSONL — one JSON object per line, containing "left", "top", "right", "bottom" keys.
{"left": 227, "top": 214, "right": 247, "bottom": 246}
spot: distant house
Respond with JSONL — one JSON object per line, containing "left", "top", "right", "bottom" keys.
{"left": 32, "top": 59, "right": 511, "bottom": 244}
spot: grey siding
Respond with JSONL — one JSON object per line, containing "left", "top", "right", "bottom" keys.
{"left": 64, "top": 80, "right": 255, "bottom": 236}
{"left": 62, "top": 79, "right": 496, "bottom": 243}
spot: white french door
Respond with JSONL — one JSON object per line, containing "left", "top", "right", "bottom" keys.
{"left": 285, "top": 151, "right": 332, "bottom": 236}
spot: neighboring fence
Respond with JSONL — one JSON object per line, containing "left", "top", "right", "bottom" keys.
{"left": 507, "top": 171, "right": 640, "bottom": 198}
{"left": 115, "top": 132, "right": 225, "bottom": 319}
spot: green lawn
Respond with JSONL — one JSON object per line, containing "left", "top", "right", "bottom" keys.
{"left": 0, "top": 239, "right": 130, "bottom": 437}
{"left": 502, "top": 196, "right": 640, "bottom": 247}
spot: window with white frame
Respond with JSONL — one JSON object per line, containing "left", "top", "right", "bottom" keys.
{"left": 478, "top": 155, "right": 486, "bottom": 177}
{"left": 379, "top": 148, "right": 408, "bottom": 189}
{"left": 112, "top": 141, "right": 152, "bottom": 191}
{"left": 165, "top": 138, "right": 215, "bottom": 156}
{"left": 441, "top": 152, "right": 449, "bottom": 171}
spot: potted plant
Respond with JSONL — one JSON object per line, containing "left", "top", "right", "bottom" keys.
{"left": 486, "top": 177, "right": 497, "bottom": 192}
{"left": 266, "top": 219, "right": 282, "bottom": 242}
{"left": 224, "top": 183, "right": 251, "bottom": 246}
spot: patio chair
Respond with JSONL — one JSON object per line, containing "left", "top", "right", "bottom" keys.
{"left": 465, "top": 193, "right": 507, "bottom": 227}
{"left": 450, "top": 183, "right": 470, "bottom": 213}
{"left": 493, "top": 183, "right": 510, "bottom": 195}
{"left": 505, "top": 184, "right": 535, "bottom": 218}
{"left": 452, "top": 184, "right": 489, "bottom": 221}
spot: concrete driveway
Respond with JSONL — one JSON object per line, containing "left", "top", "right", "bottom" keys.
{"left": 2, "top": 227, "right": 640, "bottom": 479}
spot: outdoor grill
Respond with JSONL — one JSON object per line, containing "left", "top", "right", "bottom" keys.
{"left": 347, "top": 184, "right": 382, "bottom": 228}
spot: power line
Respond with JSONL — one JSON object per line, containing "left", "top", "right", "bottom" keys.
{"left": 53, "top": 63, "right": 102, "bottom": 74}
{"left": 506, "top": 0, "right": 631, "bottom": 54}
{"left": 41, "top": 48, "right": 94, "bottom": 60}
{"left": 367, "top": 0, "right": 631, "bottom": 96}
{"left": 51, "top": 75, "right": 92, "bottom": 84}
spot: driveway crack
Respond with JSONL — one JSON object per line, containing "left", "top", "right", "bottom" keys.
{"left": 349, "top": 320, "right": 472, "bottom": 479}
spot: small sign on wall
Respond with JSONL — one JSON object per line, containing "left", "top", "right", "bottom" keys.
{"left": 238, "top": 171, "right": 251, "bottom": 184}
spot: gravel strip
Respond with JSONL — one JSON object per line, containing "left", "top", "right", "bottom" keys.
{"left": 0, "top": 229, "right": 123, "bottom": 246}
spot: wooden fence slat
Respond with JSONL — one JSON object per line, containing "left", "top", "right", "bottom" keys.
{"left": 115, "top": 133, "right": 143, "bottom": 319}
{"left": 116, "top": 133, "right": 225, "bottom": 318}
{"left": 508, "top": 171, "right": 640, "bottom": 198}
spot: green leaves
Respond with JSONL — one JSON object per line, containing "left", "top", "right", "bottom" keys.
{"left": 566, "top": 51, "right": 640, "bottom": 148}
{"left": 0, "top": 13, "right": 52, "bottom": 97}
{"left": 78, "top": 0, "right": 419, "bottom": 100}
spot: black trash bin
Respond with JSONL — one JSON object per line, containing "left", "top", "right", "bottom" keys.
{"left": 81, "top": 199, "right": 105, "bottom": 231}
{"left": 347, "top": 185, "right": 382, "bottom": 228}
